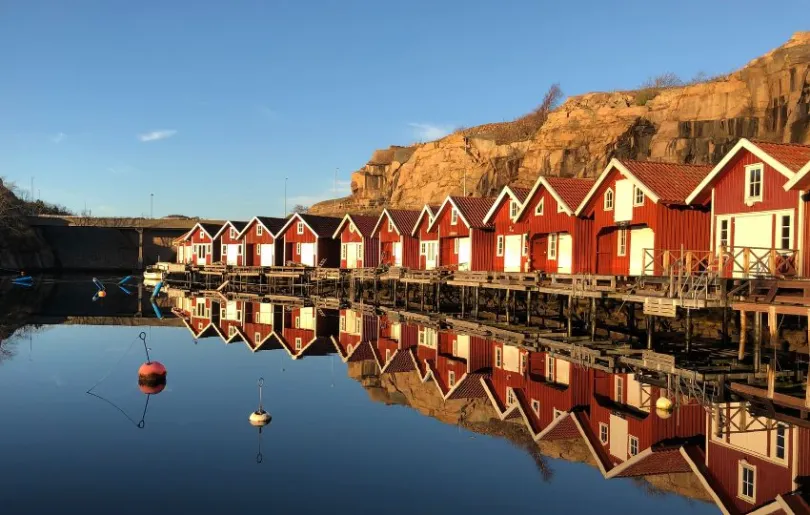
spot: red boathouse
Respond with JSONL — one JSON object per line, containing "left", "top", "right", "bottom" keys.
{"left": 428, "top": 197, "right": 496, "bottom": 271}
{"left": 332, "top": 214, "right": 380, "bottom": 269}
{"left": 575, "top": 159, "right": 712, "bottom": 276}
{"left": 277, "top": 213, "right": 342, "bottom": 267}
{"left": 238, "top": 216, "right": 287, "bottom": 267}
{"left": 411, "top": 204, "right": 440, "bottom": 270}
{"left": 213, "top": 221, "right": 247, "bottom": 266}
{"left": 482, "top": 186, "right": 531, "bottom": 272}
{"left": 371, "top": 208, "right": 421, "bottom": 268}
{"left": 177, "top": 223, "right": 222, "bottom": 266}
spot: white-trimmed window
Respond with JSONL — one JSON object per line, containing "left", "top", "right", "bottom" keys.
{"left": 496, "top": 235, "right": 504, "bottom": 256}
{"left": 495, "top": 347, "right": 502, "bottom": 368}
{"left": 451, "top": 208, "right": 458, "bottom": 225}
{"left": 599, "top": 423, "right": 609, "bottom": 444}
{"left": 553, "top": 408, "right": 564, "bottom": 419}
{"left": 341, "top": 244, "right": 347, "bottom": 259}
{"left": 296, "top": 242, "right": 301, "bottom": 255}
{"left": 629, "top": 436, "right": 639, "bottom": 456}
{"left": 604, "top": 188, "right": 614, "bottom": 211}
{"left": 385, "top": 349, "right": 392, "bottom": 363}
{"left": 420, "top": 242, "right": 426, "bottom": 255}
{"left": 254, "top": 332, "right": 261, "bottom": 343}
{"left": 228, "top": 325, "right": 237, "bottom": 337}
{"left": 745, "top": 164, "right": 763, "bottom": 203}
{"left": 347, "top": 343, "right": 353, "bottom": 354}
{"left": 509, "top": 200, "right": 519, "bottom": 220}
{"left": 522, "top": 234, "right": 528, "bottom": 256}
{"left": 388, "top": 217, "right": 394, "bottom": 233}
{"left": 339, "top": 315, "right": 346, "bottom": 331}
{"left": 535, "top": 198, "right": 544, "bottom": 216}
{"left": 295, "top": 337, "right": 302, "bottom": 351}
{"left": 546, "top": 356, "right": 555, "bottom": 382}
{"left": 618, "top": 229, "right": 627, "bottom": 256}
{"left": 506, "top": 388, "right": 516, "bottom": 405}
{"left": 719, "top": 219, "right": 729, "bottom": 248}
{"left": 451, "top": 338, "right": 458, "bottom": 356}
{"left": 237, "top": 245, "right": 242, "bottom": 256}
{"left": 615, "top": 376, "right": 624, "bottom": 402}
{"left": 295, "top": 316, "right": 300, "bottom": 328}
{"left": 520, "top": 353, "right": 527, "bottom": 374}
{"left": 448, "top": 370, "right": 456, "bottom": 388}
{"left": 453, "top": 238, "right": 460, "bottom": 254}
{"left": 257, "top": 224, "right": 263, "bottom": 236}
{"left": 531, "top": 399, "right": 540, "bottom": 416}
{"left": 197, "top": 321, "right": 203, "bottom": 330}
{"left": 297, "top": 221, "right": 305, "bottom": 235}
{"left": 230, "top": 228, "right": 237, "bottom": 239}
{"left": 780, "top": 214, "right": 792, "bottom": 250}
{"left": 738, "top": 461, "right": 756, "bottom": 503}
{"left": 255, "top": 311, "right": 261, "bottom": 323}
{"left": 776, "top": 424, "right": 787, "bottom": 460}
{"left": 548, "top": 233, "right": 558, "bottom": 260}
{"left": 633, "top": 186, "right": 644, "bottom": 206}
{"left": 222, "top": 244, "right": 227, "bottom": 255}
{"left": 357, "top": 243, "right": 363, "bottom": 259}
{"left": 557, "top": 201, "right": 566, "bottom": 213}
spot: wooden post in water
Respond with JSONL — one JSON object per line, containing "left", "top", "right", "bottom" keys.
{"left": 420, "top": 283, "right": 425, "bottom": 312}
{"left": 722, "top": 307, "right": 729, "bottom": 346}
{"left": 566, "top": 296, "right": 573, "bottom": 338}
{"left": 768, "top": 307, "right": 778, "bottom": 347}
{"left": 738, "top": 310, "right": 747, "bottom": 361}
{"left": 646, "top": 315, "right": 654, "bottom": 350}
{"left": 474, "top": 287, "right": 480, "bottom": 320}
{"left": 137, "top": 228, "right": 144, "bottom": 270}
{"left": 685, "top": 308, "right": 692, "bottom": 353}
{"left": 526, "top": 290, "right": 532, "bottom": 327}
{"left": 461, "top": 286, "right": 466, "bottom": 318}
{"left": 405, "top": 282, "right": 409, "bottom": 310}
{"left": 436, "top": 281, "right": 441, "bottom": 312}
{"left": 767, "top": 363, "right": 775, "bottom": 399}
{"left": 505, "top": 289, "right": 511, "bottom": 324}
{"left": 754, "top": 312, "right": 762, "bottom": 373}
{"left": 590, "top": 297, "right": 597, "bottom": 341}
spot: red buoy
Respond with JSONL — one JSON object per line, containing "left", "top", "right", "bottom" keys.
{"left": 138, "top": 380, "right": 166, "bottom": 395}
{"left": 138, "top": 361, "right": 167, "bottom": 378}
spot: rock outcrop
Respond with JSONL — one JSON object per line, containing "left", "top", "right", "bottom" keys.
{"left": 311, "top": 32, "right": 810, "bottom": 215}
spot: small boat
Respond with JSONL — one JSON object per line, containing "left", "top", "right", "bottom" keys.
{"left": 143, "top": 265, "right": 166, "bottom": 282}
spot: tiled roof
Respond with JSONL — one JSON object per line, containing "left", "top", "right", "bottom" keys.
{"left": 614, "top": 448, "right": 691, "bottom": 478}
{"left": 256, "top": 216, "right": 288, "bottom": 236}
{"left": 298, "top": 213, "right": 342, "bottom": 238}
{"left": 346, "top": 214, "right": 379, "bottom": 238}
{"left": 200, "top": 223, "right": 222, "bottom": 237}
{"left": 540, "top": 415, "right": 580, "bottom": 441}
{"left": 449, "top": 197, "right": 496, "bottom": 229}
{"left": 382, "top": 350, "right": 416, "bottom": 373}
{"left": 447, "top": 372, "right": 488, "bottom": 400}
{"left": 751, "top": 140, "right": 810, "bottom": 172}
{"left": 386, "top": 209, "right": 421, "bottom": 235}
{"left": 622, "top": 160, "right": 712, "bottom": 204}
{"left": 427, "top": 204, "right": 441, "bottom": 215}
{"left": 544, "top": 177, "right": 595, "bottom": 211}
{"left": 510, "top": 187, "right": 532, "bottom": 204}
{"left": 347, "top": 341, "right": 375, "bottom": 362}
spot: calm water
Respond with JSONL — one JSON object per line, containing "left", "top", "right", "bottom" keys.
{"left": 0, "top": 285, "right": 716, "bottom": 514}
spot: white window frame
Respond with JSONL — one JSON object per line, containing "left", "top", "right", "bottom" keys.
{"left": 222, "top": 244, "right": 227, "bottom": 256}
{"left": 297, "top": 221, "right": 305, "bottom": 235}
{"left": 557, "top": 202, "right": 566, "bottom": 213}
{"left": 388, "top": 217, "right": 394, "bottom": 233}
{"left": 546, "top": 356, "right": 555, "bottom": 382}
{"left": 339, "top": 314, "right": 346, "bottom": 331}
{"left": 535, "top": 198, "right": 544, "bottom": 216}
{"left": 553, "top": 408, "right": 564, "bottom": 419}
{"left": 633, "top": 185, "right": 644, "bottom": 206}
{"left": 230, "top": 228, "right": 237, "bottom": 239}
{"left": 745, "top": 163, "right": 764, "bottom": 204}
{"left": 599, "top": 423, "right": 609, "bottom": 444}
{"left": 385, "top": 349, "right": 392, "bottom": 363}
{"left": 506, "top": 388, "right": 516, "bottom": 405}
{"left": 531, "top": 399, "right": 540, "bottom": 416}
{"left": 448, "top": 370, "right": 456, "bottom": 388}
{"left": 228, "top": 325, "right": 237, "bottom": 337}
{"left": 738, "top": 461, "right": 756, "bottom": 503}
{"left": 197, "top": 321, "right": 203, "bottom": 330}
{"left": 520, "top": 353, "right": 527, "bottom": 373}
{"left": 509, "top": 200, "right": 519, "bottom": 220}
{"left": 615, "top": 376, "right": 624, "bottom": 402}
{"left": 294, "top": 315, "right": 300, "bottom": 328}
{"left": 617, "top": 229, "right": 627, "bottom": 257}
{"left": 775, "top": 424, "right": 787, "bottom": 460}
{"left": 629, "top": 435, "right": 639, "bottom": 456}
{"left": 254, "top": 331, "right": 261, "bottom": 343}
{"left": 496, "top": 235, "right": 504, "bottom": 256}
{"left": 420, "top": 242, "right": 426, "bottom": 255}
{"left": 295, "top": 337, "right": 302, "bottom": 351}
{"left": 450, "top": 208, "right": 458, "bottom": 225}
{"left": 357, "top": 243, "right": 363, "bottom": 259}
{"left": 522, "top": 234, "right": 528, "bottom": 256}
{"left": 495, "top": 347, "right": 502, "bottom": 368}
{"left": 341, "top": 244, "right": 347, "bottom": 259}
{"left": 718, "top": 217, "right": 730, "bottom": 249}
{"left": 347, "top": 343, "right": 353, "bottom": 354}
{"left": 257, "top": 224, "right": 263, "bottom": 236}
{"left": 780, "top": 213, "right": 794, "bottom": 251}
{"left": 453, "top": 238, "right": 460, "bottom": 255}
{"left": 604, "top": 188, "right": 614, "bottom": 211}
{"left": 548, "top": 233, "right": 558, "bottom": 260}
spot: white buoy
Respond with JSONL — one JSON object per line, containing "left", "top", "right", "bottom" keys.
{"left": 248, "top": 378, "right": 272, "bottom": 427}
{"left": 656, "top": 395, "right": 674, "bottom": 419}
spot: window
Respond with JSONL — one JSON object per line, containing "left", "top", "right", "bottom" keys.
{"left": 388, "top": 217, "right": 394, "bottom": 233}
{"left": 615, "top": 376, "right": 624, "bottom": 402}
{"left": 510, "top": 200, "right": 519, "bottom": 220}
{"left": 618, "top": 229, "right": 627, "bottom": 256}
{"left": 229, "top": 325, "right": 237, "bottom": 337}
{"left": 347, "top": 344, "right": 353, "bottom": 354}
{"left": 230, "top": 228, "right": 237, "bottom": 239}
{"left": 295, "top": 316, "right": 300, "bottom": 328}
{"left": 633, "top": 186, "right": 644, "bottom": 206}
{"left": 254, "top": 332, "right": 261, "bottom": 343}
{"left": 553, "top": 409, "right": 564, "bottom": 419}
{"left": 507, "top": 388, "right": 516, "bottom": 405}
{"left": 546, "top": 356, "right": 555, "bottom": 382}
{"left": 454, "top": 238, "right": 460, "bottom": 254}
{"left": 776, "top": 425, "right": 787, "bottom": 460}
{"left": 257, "top": 224, "right": 263, "bottom": 236}
{"left": 495, "top": 347, "right": 502, "bottom": 368}
{"left": 629, "top": 436, "right": 639, "bottom": 456}
{"left": 781, "top": 215, "right": 792, "bottom": 250}
{"left": 520, "top": 353, "right": 527, "bottom": 374}
{"left": 296, "top": 242, "right": 301, "bottom": 255}
{"left": 496, "top": 235, "right": 504, "bottom": 256}
{"left": 257, "top": 245, "right": 261, "bottom": 255}
{"left": 535, "top": 198, "right": 544, "bottom": 215}
{"left": 200, "top": 229, "right": 206, "bottom": 239}
{"left": 341, "top": 244, "right": 347, "bottom": 259}
{"left": 745, "top": 164, "right": 763, "bottom": 203}
{"left": 599, "top": 423, "right": 608, "bottom": 444}
{"left": 719, "top": 219, "right": 729, "bottom": 248}
{"left": 386, "top": 349, "right": 391, "bottom": 363}
{"left": 557, "top": 202, "right": 566, "bottom": 213}
{"left": 420, "top": 242, "right": 426, "bottom": 255}
{"left": 197, "top": 321, "right": 203, "bottom": 330}
{"left": 451, "top": 208, "right": 458, "bottom": 225}
{"left": 354, "top": 317, "right": 362, "bottom": 333}
{"left": 237, "top": 245, "right": 242, "bottom": 256}
{"left": 295, "top": 338, "right": 302, "bottom": 351}
{"left": 548, "top": 233, "right": 558, "bottom": 260}
{"left": 297, "top": 221, "right": 304, "bottom": 235}
{"left": 522, "top": 234, "right": 528, "bottom": 256}
{"left": 339, "top": 315, "right": 346, "bottom": 331}
{"left": 739, "top": 462, "right": 756, "bottom": 503}
{"left": 357, "top": 243, "right": 363, "bottom": 258}
{"left": 451, "top": 338, "right": 458, "bottom": 356}
{"left": 222, "top": 244, "right": 227, "bottom": 255}
{"left": 532, "top": 400, "right": 540, "bottom": 416}
{"left": 255, "top": 311, "right": 261, "bottom": 323}
{"left": 604, "top": 188, "right": 614, "bottom": 211}
{"left": 448, "top": 370, "right": 456, "bottom": 388}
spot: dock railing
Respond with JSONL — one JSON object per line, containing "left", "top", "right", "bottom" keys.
{"left": 643, "top": 247, "right": 801, "bottom": 280}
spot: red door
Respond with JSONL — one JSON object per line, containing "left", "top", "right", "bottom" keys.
{"left": 531, "top": 235, "right": 548, "bottom": 272}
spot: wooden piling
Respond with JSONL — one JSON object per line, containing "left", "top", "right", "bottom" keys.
{"left": 526, "top": 290, "right": 532, "bottom": 327}
{"left": 590, "top": 297, "right": 597, "bottom": 341}
{"left": 566, "top": 296, "right": 573, "bottom": 338}
{"left": 738, "top": 310, "right": 747, "bottom": 361}
{"left": 646, "top": 315, "right": 654, "bottom": 350}
{"left": 754, "top": 312, "right": 762, "bottom": 373}
{"left": 768, "top": 306, "right": 778, "bottom": 346}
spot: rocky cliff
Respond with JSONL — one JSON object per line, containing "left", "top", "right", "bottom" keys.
{"left": 311, "top": 32, "right": 810, "bottom": 215}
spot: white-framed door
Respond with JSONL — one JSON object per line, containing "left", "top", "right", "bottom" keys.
{"left": 423, "top": 241, "right": 438, "bottom": 270}
{"left": 393, "top": 241, "right": 403, "bottom": 266}
{"left": 557, "top": 233, "right": 573, "bottom": 273}
{"left": 629, "top": 227, "right": 654, "bottom": 276}
{"left": 504, "top": 235, "right": 522, "bottom": 272}
{"left": 226, "top": 244, "right": 240, "bottom": 265}
{"left": 609, "top": 414, "right": 629, "bottom": 460}
{"left": 300, "top": 243, "right": 316, "bottom": 267}
{"left": 259, "top": 244, "right": 275, "bottom": 266}
{"left": 177, "top": 245, "right": 185, "bottom": 263}
{"left": 195, "top": 244, "right": 208, "bottom": 265}
{"left": 346, "top": 243, "right": 359, "bottom": 268}
{"left": 457, "top": 237, "right": 472, "bottom": 271}
{"left": 732, "top": 213, "right": 775, "bottom": 276}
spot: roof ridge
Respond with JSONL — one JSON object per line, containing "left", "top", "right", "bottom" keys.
{"left": 750, "top": 138, "right": 810, "bottom": 148}
{"left": 619, "top": 158, "right": 712, "bottom": 168}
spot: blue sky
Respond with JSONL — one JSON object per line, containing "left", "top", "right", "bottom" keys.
{"left": 0, "top": 1, "right": 805, "bottom": 220}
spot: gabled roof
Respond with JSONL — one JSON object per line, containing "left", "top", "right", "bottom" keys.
{"left": 278, "top": 212, "right": 342, "bottom": 238}
{"left": 237, "top": 216, "right": 288, "bottom": 239}
{"left": 516, "top": 176, "right": 595, "bottom": 219}
{"left": 332, "top": 213, "right": 379, "bottom": 239}
{"left": 482, "top": 186, "right": 532, "bottom": 224}
{"left": 576, "top": 158, "right": 711, "bottom": 215}
{"left": 688, "top": 138, "right": 810, "bottom": 203}
{"left": 428, "top": 196, "right": 496, "bottom": 232}
{"left": 212, "top": 220, "right": 248, "bottom": 240}
{"left": 410, "top": 204, "right": 441, "bottom": 236}
{"left": 371, "top": 208, "right": 421, "bottom": 237}
{"left": 180, "top": 222, "right": 222, "bottom": 241}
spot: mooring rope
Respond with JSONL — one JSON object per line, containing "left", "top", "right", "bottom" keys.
{"left": 86, "top": 333, "right": 140, "bottom": 393}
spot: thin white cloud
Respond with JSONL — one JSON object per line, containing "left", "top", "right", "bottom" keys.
{"left": 51, "top": 132, "right": 66, "bottom": 143}
{"left": 408, "top": 122, "right": 452, "bottom": 142}
{"left": 138, "top": 129, "right": 177, "bottom": 142}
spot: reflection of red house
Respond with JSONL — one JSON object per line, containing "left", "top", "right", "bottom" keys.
{"left": 688, "top": 139, "right": 810, "bottom": 278}
{"left": 240, "top": 301, "right": 283, "bottom": 352}
{"left": 211, "top": 299, "right": 247, "bottom": 343}
{"left": 277, "top": 213, "right": 342, "bottom": 267}
{"left": 332, "top": 214, "right": 380, "bottom": 269}
{"left": 412, "top": 205, "right": 440, "bottom": 270}
{"left": 180, "top": 296, "right": 220, "bottom": 339}
{"left": 514, "top": 177, "right": 595, "bottom": 274}
{"left": 372, "top": 314, "right": 420, "bottom": 374}
{"left": 412, "top": 326, "right": 491, "bottom": 400}
{"left": 332, "top": 309, "right": 379, "bottom": 362}
{"left": 428, "top": 197, "right": 496, "bottom": 271}
{"left": 575, "top": 159, "right": 712, "bottom": 276}
{"left": 238, "top": 216, "right": 287, "bottom": 267}
{"left": 213, "top": 221, "right": 247, "bottom": 266}
{"left": 482, "top": 186, "right": 531, "bottom": 273}
{"left": 279, "top": 306, "right": 338, "bottom": 359}
{"left": 175, "top": 223, "right": 222, "bottom": 266}
{"left": 371, "top": 209, "right": 421, "bottom": 268}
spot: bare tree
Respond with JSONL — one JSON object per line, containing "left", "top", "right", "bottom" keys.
{"left": 292, "top": 204, "right": 309, "bottom": 214}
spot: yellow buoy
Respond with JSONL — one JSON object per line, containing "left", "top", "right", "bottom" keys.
{"left": 249, "top": 410, "right": 272, "bottom": 427}
{"left": 655, "top": 396, "right": 674, "bottom": 419}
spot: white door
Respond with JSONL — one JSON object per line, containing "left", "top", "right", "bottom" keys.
{"left": 298, "top": 307, "right": 315, "bottom": 330}
{"left": 196, "top": 244, "right": 208, "bottom": 265}
{"left": 300, "top": 243, "right": 316, "bottom": 267}
{"left": 226, "top": 244, "right": 240, "bottom": 265}
{"left": 457, "top": 237, "right": 472, "bottom": 271}
{"left": 614, "top": 179, "right": 634, "bottom": 223}
{"left": 177, "top": 246, "right": 185, "bottom": 263}
{"left": 393, "top": 242, "right": 402, "bottom": 266}
{"left": 557, "top": 233, "right": 573, "bottom": 273}
{"left": 504, "top": 235, "right": 522, "bottom": 272}
{"left": 424, "top": 241, "right": 438, "bottom": 269}
{"left": 609, "top": 414, "right": 629, "bottom": 461}
{"left": 346, "top": 243, "right": 359, "bottom": 268}
{"left": 629, "top": 227, "right": 655, "bottom": 275}
{"left": 259, "top": 244, "right": 275, "bottom": 266}
{"left": 225, "top": 301, "right": 241, "bottom": 321}
{"left": 733, "top": 214, "right": 774, "bottom": 276}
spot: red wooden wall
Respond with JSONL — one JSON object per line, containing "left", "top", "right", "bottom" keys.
{"left": 710, "top": 149, "right": 797, "bottom": 215}
{"left": 190, "top": 227, "right": 215, "bottom": 265}
{"left": 242, "top": 220, "right": 282, "bottom": 267}
{"left": 491, "top": 196, "right": 529, "bottom": 272}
